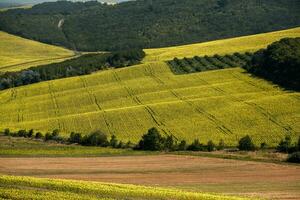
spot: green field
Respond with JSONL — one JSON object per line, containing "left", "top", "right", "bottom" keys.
{"left": 0, "top": 31, "right": 75, "bottom": 72}
{"left": 0, "top": 28, "right": 299, "bottom": 147}
{"left": 0, "top": 175, "right": 251, "bottom": 200}
{"left": 0, "top": 135, "right": 152, "bottom": 157}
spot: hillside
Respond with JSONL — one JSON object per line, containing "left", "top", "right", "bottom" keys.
{"left": 0, "top": 0, "right": 299, "bottom": 51}
{"left": 0, "top": 31, "right": 75, "bottom": 72}
{"left": 0, "top": 28, "right": 299, "bottom": 147}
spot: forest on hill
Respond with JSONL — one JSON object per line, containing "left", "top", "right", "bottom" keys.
{"left": 0, "top": 0, "right": 299, "bottom": 51}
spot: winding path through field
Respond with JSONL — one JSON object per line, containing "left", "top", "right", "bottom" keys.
{"left": 0, "top": 155, "right": 299, "bottom": 199}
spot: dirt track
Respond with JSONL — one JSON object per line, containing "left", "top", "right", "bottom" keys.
{"left": 0, "top": 155, "right": 299, "bottom": 199}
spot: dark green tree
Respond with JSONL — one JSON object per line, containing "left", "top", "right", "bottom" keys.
{"left": 137, "top": 127, "right": 164, "bottom": 151}
{"left": 109, "top": 135, "right": 118, "bottom": 148}
{"left": 238, "top": 135, "right": 255, "bottom": 151}
{"left": 207, "top": 140, "right": 216, "bottom": 152}
{"left": 177, "top": 140, "right": 187, "bottom": 151}
{"left": 277, "top": 136, "right": 292, "bottom": 153}
{"left": 4, "top": 128, "right": 10, "bottom": 136}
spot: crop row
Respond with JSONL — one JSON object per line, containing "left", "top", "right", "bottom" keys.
{"left": 168, "top": 52, "right": 253, "bottom": 74}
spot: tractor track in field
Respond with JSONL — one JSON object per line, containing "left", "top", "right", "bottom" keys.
{"left": 79, "top": 77, "right": 113, "bottom": 134}
{"left": 206, "top": 74, "right": 295, "bottom": 133}
{"left": 146, "top": 64, "right": 234, "bottom": 135}
{"left": 48, "top": 83, "right": 64, "bottom": 131}
{"left": 113, "top": 71, "right": 173, "bottom": 137}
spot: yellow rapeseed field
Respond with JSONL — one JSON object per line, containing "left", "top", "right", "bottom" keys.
{"left": 0, "top": 28, "right": 299, "bottom": 146}
{"left": 0, "top": 31, "right": 75, "bottom": 72}
{"left": 144, "top": 27, "right": 300, "bottom": 62}
{"left": 0, "top": 175, "right": 252, "bottom": 200}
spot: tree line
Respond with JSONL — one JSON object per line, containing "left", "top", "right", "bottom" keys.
{"left": 244, "top": 37, "right": 300, "bottom": 91}
{"left": 0, "top": 0, "right": 299, "bottom": 51}
{"left": 2, "top": 127, "right": 300, "bottom": 163}
{"left": 0, "top": 49, "right": 145, "bottom": 90}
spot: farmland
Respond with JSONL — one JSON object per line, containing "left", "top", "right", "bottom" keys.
{"left": 0, "top": 31, "right": 75, "bottom": 72}
{"left": 0, "top": 135, "right": 150, "bottom": 157}
{"left": 0, "top": 175, "right": 250, "bottom": 200}
{"left": 144, "top": 27, "right": 300, "bottom": 62}
{"left": 0, "top": 28, "right": 299, "bottom": 146}
{"left": 0, "top": 155, "right": 299, "bottom": 199}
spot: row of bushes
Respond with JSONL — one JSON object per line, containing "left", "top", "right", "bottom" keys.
{"left": 168, "top": 52, "right": 252, "bottom": 74}
{"left": 2, "top": 127, "right": 300, "bottom": 163}
{"left": 0, "top": 49, "right": 145, "bottom": 90}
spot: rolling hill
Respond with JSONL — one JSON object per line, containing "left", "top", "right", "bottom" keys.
{"left": 0, "top": 31, "right": 75, "bottom": 72}
{"left": 0, "top": 0, "right": 299, "bottom": 51}
{"left": 0, "top": 28, "right": 299, "bottom": 147}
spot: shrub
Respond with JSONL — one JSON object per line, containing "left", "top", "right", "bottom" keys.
{"left": 4, "top": 128, "right": 10, "bottom": 136}
{"left": 238, "top": 135, "right": 255, "bottom": 151}
{"left": 117, "top": 141, "right": 125, "bottom": 149}
{"left": 137, "top": 127, "right": 164, "bottom": 151}
{"left": 287, "top": 152, "right": 300, "bottom": 163}
{"left": 260, "top": 142, "right": 268, "bottom": 150}
{"left": 163, "top": 135, "right": 176, "bottom": 151}
{"left": 187, "top": 139, "right": 205, "bottom": 151}
{"left": 177, "top": 140, "right": 187, "bottom": 151}
{"left": 217, "top": 139, "right": 225, "bottom": 150}
{"left": 109, "top": 135, "right": 118, "bottom": 148}
{"left": 82, "top": 130, "right": 108, "bottom": 147}
{"left": 27, "top": 129, "right": 34, "bottom": 138}
{"left": 207, "top": 140, "right": 216, "bottom": 152}
{"left": 69, "top": 132, "right": 82, "bottom": 144}
{"left": 17, "top": 130, "right": 27, "bottom": 137}
{"left": 277, "top": 136, "right": 292, "bottom": 153}
{"left": 44, "top": 132, "right": 52, "bottom": 141}
{"left": 125, "top": 141, "right": 133, "bottom": 149}
{"left": 35, "top": 132, "right": 43, "bottom": 139}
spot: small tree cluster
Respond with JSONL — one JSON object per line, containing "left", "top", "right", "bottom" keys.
{"left": 238, "top": 135, "right": 256, "bottom": 151}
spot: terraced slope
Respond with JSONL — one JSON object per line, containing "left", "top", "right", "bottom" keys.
{"left": 144, "top": 27, "right": 300, "bottom": 62}
{"left": 0, "top": 175, "right": 249, "bottom": 200}
{"left": 0, "top": 28, "right": 299, "bottom": 146}
{"left": 0, "top": 31, "right": 75, "bottom": 72}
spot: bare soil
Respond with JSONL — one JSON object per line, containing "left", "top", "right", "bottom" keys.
{"left": 0, "top": 155, "right": 299, "bottom": 199}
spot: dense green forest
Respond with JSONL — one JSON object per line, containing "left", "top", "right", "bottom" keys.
{"left": 0, "top": 49, "right": 145, "bottom": 90}
{"left": 245, "top": 37, "right": 300, "bottom": 91}
{"left": 168, "top": 52, "right": 252, "bottom": 74}
{"left": 0, "top": 0, "right": 299, "bottom": 51}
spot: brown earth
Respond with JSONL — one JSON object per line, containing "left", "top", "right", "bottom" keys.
{"left": 0, "top": 155, "right": 299, "bottom": 199}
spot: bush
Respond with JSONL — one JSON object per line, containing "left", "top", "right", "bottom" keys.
{"left": 277, "top": 136, "right": 292, "bottom": 153}
{"left": 163, "top": 135, "right": 176, "bottom": 151}
{"left": 207, "top": 140, "right": 216, "bottom": 152}
{"left": 44, "top": 132, "right": 52, "bottom": 141}
{"left": 82, "top": 130, "right": 108, "bottom": 147}
{"left": 260, "top": 142, "right": 268, "bottom": 150}
{"left": 137, "top": 127, "right": 164, "bottom": 151}
{"left": 35, "top": 132, "right": 43, "bottom": 139}
{"left": 177, "top": 140, "right": 187, "bottom": 151}
{"left": 109, "top": 135, "right": 118, "bottom": 148}
{"left": 217, "top": 139, "right": 225, "bottom": 150}
{"left": 69, "top": 132, "right": 82, "bottom": 144}
{"left": 117, "top": 141, "right": 125, "bottom": 149}
{"left": 27, "top": 129, "right": 34, "bottom": 138}
{"left": 238, "top": 135, "right": 255, "bottom": 151}
{"left": 287, "top": 152, "right": 300, "bottom": 163}
{"left": 187, "top": 139, "right": 205, "bottom": 151}
{"left": 4, "top": 128, "right": 10, "bottom": 136}
{"left": 17, "top": 130, "right": 27, "bottom": 137}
